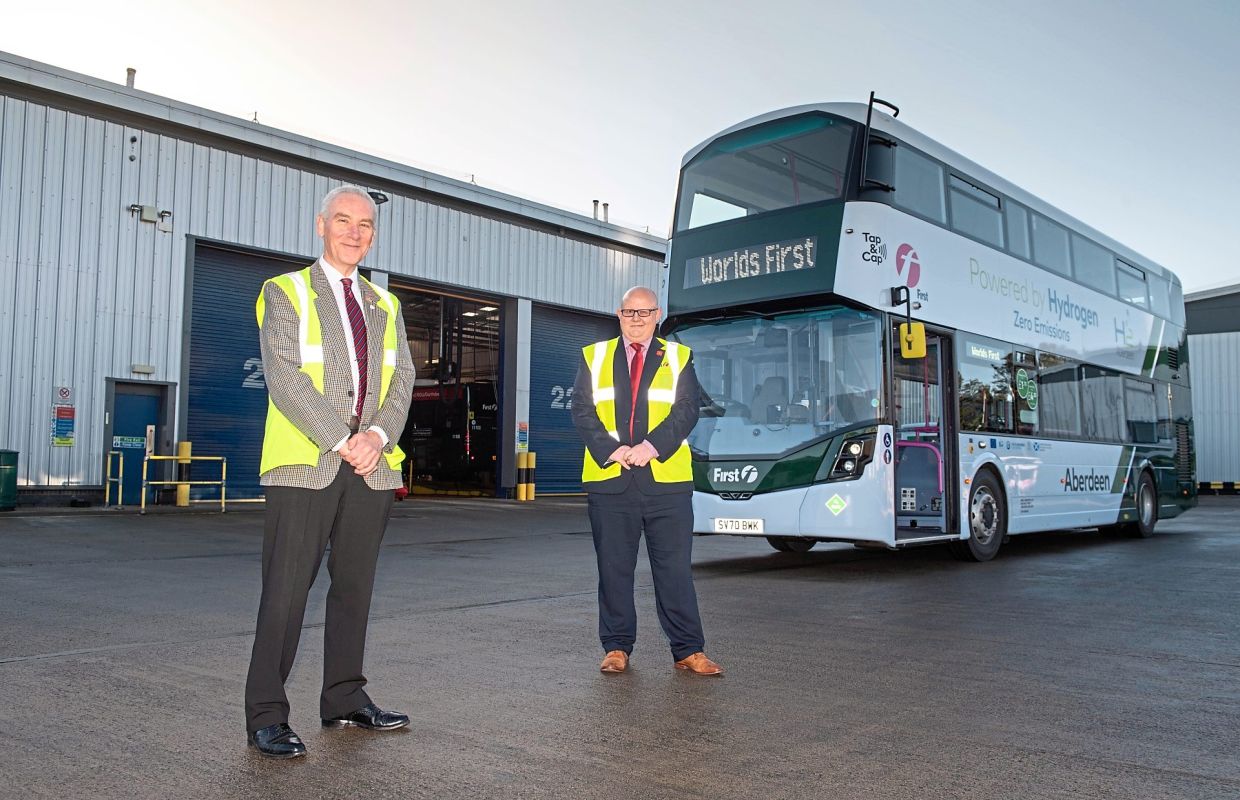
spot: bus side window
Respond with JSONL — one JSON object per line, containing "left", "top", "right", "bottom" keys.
{"left": 1080, "top": 366, "right": 1125, "bottom": 442}
{"left": 958, "top": 338, "right": 1014, "bottom": 434}
{"left": 1124, "top": 378, "right": 1158, "bottom": 444}
{"left": 1013, "top": 352, "right": 1038, "bottom": 435}
{"left": 1037, "top": 353, "right": 1082, "bottom": 437}
{"left": 893, "top": 146, "right": 946, "bottom": 224}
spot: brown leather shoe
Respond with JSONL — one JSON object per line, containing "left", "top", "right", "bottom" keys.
{"left": 674, "top": 652, "right": 723, "bottom": 676}
{"left": 599, "top": 650, "right": 628, "bottom": 673}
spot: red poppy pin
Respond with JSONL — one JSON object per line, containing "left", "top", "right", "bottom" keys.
{"left": 655, "top": 349, "right": 664, "bottom": 357}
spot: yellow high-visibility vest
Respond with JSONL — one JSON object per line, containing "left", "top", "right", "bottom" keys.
{"left": 581, "top": 337, "right": 692, "bottom": 484}
{"left": 255, "top": 265, "right": 405, "bottom": 475}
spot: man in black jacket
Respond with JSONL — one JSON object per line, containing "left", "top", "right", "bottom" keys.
{"left": 571, "top": 286, "right": 722, "bottom": 676}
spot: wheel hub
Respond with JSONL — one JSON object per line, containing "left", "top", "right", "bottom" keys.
{"left": 971, "top": 490, "right": 997, "bottom": 544}
{"left": 1139, "top": 482, "right": 1155, "bottom": 526}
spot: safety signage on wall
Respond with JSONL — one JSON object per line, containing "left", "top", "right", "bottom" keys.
{"left": 52, "top": 403, "right": 75, "bottom": 446}
{"left": 517, "top": 421, "right": 529, "bottom": 452}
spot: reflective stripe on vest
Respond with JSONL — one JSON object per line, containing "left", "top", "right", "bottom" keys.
{"left": 255, "top": 265, "right": 406, "bottom": 475}
{"left": 580, "top": 337, "right": 692, "bottom": 485}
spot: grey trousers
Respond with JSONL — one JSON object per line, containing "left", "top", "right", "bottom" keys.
{"left": 244, "top": 461, "right": 394, "bottom": 732}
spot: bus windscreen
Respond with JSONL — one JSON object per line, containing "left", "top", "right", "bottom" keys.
{"left": 671, "top": 306, "right": 882, "bottom": 458}
{"left": 675, "top": 114, "right": 855, "bottom": 233}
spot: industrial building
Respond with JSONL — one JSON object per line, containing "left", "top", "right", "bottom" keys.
{"left": 1186, "top": 283, "right": 1240, "bottom": 493}
{"left": 0, "top": 51, "right": 666, "bottom": 504}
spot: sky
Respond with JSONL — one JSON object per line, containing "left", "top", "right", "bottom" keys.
{"left": 4, "top": 0, "right": 1238, "bottom": 293}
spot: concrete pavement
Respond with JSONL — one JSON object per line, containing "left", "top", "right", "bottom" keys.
{"left": 1, "top": 496, "right": 1237, "bottom": 799}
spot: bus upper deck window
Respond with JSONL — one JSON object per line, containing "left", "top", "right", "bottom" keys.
{"left": 1117, "top": 261, "right": 1149, "bottom": 308}
{"left": 893, "top": 147, "right": 946, "bottom": 224}
{"left": 1031, "top": 214, "right": 1071, "bottom": 276}
{"left": 675, "top": 114, "right": 854, "bottom": 233}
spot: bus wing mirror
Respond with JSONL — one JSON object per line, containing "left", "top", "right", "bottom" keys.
{"left": 899, "top": 322, "right": 926, "bottom": 359}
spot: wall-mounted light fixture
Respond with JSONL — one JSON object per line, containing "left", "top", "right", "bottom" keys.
{"left": 127, "top": 204, "right": 159, "bottom": 223}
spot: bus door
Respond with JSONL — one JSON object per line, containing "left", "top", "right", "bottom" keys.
{"left": 892, "top": 330, "right": 951, "bottom": 537}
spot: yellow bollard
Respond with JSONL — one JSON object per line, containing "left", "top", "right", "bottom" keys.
{"left": 526, "top": 452, "right": 536, "bottom": 501}
{"left": 176, "top": 441, "right": 192, "bottom": 507}
{"left": 516, "top": 451, "right": 529, "bottom": 501}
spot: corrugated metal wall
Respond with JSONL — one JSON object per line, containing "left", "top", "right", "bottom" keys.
{"left": 0, "top": 93, "right": 662, "bottom": 487}
{"left": 1189, "top": 332, "right": 1240, "bottom": 482}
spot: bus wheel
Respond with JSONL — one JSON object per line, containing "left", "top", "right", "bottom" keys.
{"left": 950, "top": 471, "right": 1006, "bottom": 562}
{"left": 767, "top": 536, "right": 816, "bottom": 553}
{"left": 1123, "top": 471, "right": 1158, "bottom": 538}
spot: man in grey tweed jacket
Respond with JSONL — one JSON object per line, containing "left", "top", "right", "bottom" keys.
{"left": 244, "top": 185, "right": 415, "bottom": 759}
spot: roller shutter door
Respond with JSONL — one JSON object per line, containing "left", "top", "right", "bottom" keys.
{"left": 528, "top": 305, "right": 617, "bottom": 493}
{"left": 188, "top": 244, "right": 308, "bottom": 499}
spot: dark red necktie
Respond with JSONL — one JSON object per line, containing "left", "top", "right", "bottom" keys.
{"left": 341, "top": 277, "right": 368, "bottom": 416}
{"left": 628, "top": 342, "right": 643, "bottom": 440}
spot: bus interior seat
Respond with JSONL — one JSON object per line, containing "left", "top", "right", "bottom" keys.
{"left": 751, "top": 376, "right": 787, "bottom": 423}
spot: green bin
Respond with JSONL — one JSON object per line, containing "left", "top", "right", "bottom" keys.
{"left": 0, "top": 450, "right": 16, "bottom": 511}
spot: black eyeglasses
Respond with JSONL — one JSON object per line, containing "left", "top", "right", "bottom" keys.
{"left": 619, "top": 308, "right": 658, "bottom": 319}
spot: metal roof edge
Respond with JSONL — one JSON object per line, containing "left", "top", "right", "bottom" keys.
{"left": 1185, "top": 282, "right": 1240, "bottom": 303}
{"left": 0, "top": 50, "right": 666, "bottom": 254}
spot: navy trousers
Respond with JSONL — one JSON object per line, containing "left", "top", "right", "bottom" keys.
{"left": 587, "top": 490, "right": 705, "bottom": 661}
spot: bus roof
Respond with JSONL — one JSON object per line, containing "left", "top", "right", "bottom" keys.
{"left": 681, "top": 102, "right": 1180, "bottom": 288}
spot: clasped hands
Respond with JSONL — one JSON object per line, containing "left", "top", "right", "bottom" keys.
{"left": 607, "top": 441, "right": 657, "bottom": 469}
{"left": 339, "top": 430, "right": 384, "bottom": 477}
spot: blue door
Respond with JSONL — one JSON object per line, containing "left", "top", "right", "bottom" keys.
{"left": 528, "top": 305, "right": 618, "bottom": 493}
{"left": 113, "top": 392, "right": 159, "bottom": 506}
{"left": 188, "top": 245, "right": 307, "bottom": 499}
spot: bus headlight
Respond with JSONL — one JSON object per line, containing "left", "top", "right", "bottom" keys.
{"left": 826, "top": 434, "right": 875, "bottom": 481}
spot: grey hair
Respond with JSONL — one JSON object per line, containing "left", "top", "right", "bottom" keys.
{"left": 319, "top": 184, "right": 379, "bottom": 227}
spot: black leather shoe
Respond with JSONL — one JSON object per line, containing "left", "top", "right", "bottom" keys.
{"left": 322, "top": 702, "right": 409, "bottom": 730}
{"left": 247, "top": 723, "right": 307, "bottom": 759}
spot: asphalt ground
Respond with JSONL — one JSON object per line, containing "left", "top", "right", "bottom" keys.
{"left": 0, "top": 495, "right": 1237, "bottom": 800}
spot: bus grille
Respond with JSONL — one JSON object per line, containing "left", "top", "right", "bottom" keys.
{"left": 1166, "top": 347, "right": 1180, "bottom": 370}
{"left": 1175, "top": 422, "right": 1193, "bottom": 483}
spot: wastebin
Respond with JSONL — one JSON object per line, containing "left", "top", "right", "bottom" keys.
{"left": 0, "top": 450, "right": 17, "bottom": 511}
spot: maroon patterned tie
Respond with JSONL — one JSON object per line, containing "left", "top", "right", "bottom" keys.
{"left": 628, "top": 342, "right": 643, "bottom": 440}
{"left": 341, "top": 278, "right": 368, "bottom": 416}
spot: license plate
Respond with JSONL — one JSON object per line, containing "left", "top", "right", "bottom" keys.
{"left": 714, "top": 517, "right": 764, "bottom": 533}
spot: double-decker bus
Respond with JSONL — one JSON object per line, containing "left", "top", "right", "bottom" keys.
{"left": 663, "top": 96, "right": 1196, "bottom": 561}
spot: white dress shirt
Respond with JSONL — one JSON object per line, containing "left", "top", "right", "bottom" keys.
{"left": 318, "top": 258, "right": 389, "bottom": 450}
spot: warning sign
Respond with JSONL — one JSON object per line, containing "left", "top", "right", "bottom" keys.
{"left": 52, "top": 403, "right": 75, "bottom": 446}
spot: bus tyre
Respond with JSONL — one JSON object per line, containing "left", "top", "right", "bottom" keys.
{"left": 1121, "top": 471, "right": 1158, "bottom": 539}
{"left": 950, "top": 470, "right": 1006, "bottom": 562}
{"left": 767, "top": 536, "right": 816, "bottom": 553}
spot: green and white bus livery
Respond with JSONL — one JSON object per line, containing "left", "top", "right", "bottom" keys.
{"left": 664, "top": 98, "right": 1195, "bottom": 561}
